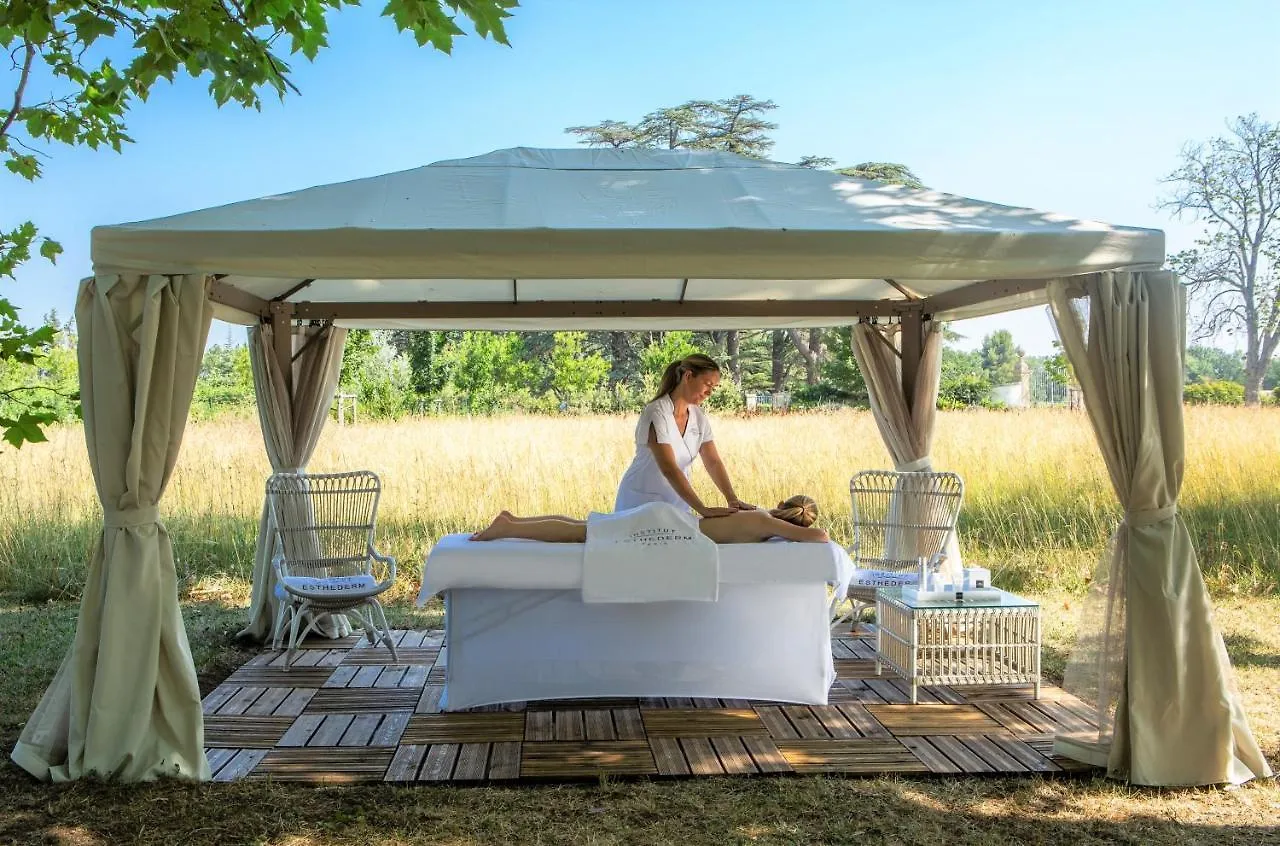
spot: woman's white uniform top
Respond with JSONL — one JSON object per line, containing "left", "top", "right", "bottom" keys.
{"left": 614, "top": 395, "right": 715, "bottom": 512}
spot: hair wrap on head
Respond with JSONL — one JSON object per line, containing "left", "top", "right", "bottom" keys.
{"left": 771, "top": 495, "right": 818, "bottom": 527}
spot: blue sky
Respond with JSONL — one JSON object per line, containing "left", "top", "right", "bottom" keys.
{"left": 8, "top": 0, "right": 1278, "bottom": 354}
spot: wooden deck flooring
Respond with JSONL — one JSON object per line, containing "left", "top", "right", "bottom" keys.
{"left": 202, "top": 630, "right": 1099, "bottom": 784}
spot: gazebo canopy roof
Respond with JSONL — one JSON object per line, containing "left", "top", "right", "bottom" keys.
{"left": 91, "top": 147, "right": 1165, "bottom": 329}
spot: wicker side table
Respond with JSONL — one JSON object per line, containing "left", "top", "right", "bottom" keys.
{"left": 875, "top": 588, "right": 1041, "bottom": 704}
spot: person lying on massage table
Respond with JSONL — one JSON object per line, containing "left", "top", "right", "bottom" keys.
{"left": 470, "top": 495, "right": 829, "bottom": 544}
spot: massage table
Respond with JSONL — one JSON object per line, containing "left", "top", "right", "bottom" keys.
{"left": 417, "top": 535, "right": 854, "bottom": 711}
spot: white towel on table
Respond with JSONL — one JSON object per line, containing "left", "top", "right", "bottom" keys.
{"left": 583, "top": 502, "right": 719, "bottom": 603}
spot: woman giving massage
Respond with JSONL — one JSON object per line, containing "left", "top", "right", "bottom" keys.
{"left": 470, "top": 495, "right": 830, "bottom": 544}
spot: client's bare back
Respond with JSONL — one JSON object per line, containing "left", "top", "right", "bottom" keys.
{"left": 471, "top": 509, "right": 827, "bottom": 544}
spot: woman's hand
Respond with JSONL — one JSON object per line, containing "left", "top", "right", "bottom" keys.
{"left": 697, "top": 505, "right": 739, "bottom": 519}
{"left": 728, "top": 498, "right": 757, "bottom": 511}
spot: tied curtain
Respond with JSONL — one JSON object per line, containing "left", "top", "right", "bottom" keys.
{"left": 11, "top": 274, "right": 213, "bottom": 781}
{"left": 1048, "top": 270, "right": 1270, "bottom": 786}
{"left": 238, "top": 321, "right": 349, "bottom": 643}
{"left": 851, "top": 320, "right": 964, "bottom": 577}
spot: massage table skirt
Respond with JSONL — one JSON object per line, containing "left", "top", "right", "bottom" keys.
{"left": 442, "top": 584, "right": 836, "bottom": 710}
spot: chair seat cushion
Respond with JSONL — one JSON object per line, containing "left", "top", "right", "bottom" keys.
{"left": 850, "top": 569, "right": 919, "bottom": 588}
{"left": 275, "top": 574, "right": 379, "bottom": 600}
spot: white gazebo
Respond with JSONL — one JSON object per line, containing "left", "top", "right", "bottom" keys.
{"left": 11, "top": 148, "right": 1270, "bottom": 787}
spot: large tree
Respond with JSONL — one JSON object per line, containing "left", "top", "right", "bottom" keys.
{"left": 1163, "top": 114, "right": 1280, "bottom": 405}
{"left": 0, "top": 0, "right": 517, "bottom": 446}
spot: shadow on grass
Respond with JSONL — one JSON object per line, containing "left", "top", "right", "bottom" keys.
{"left": 1, "top": 765, "right": 1277, "bottom": 846}
{"left": 1223, "top": 632, "right": 1280, "bottom": 670}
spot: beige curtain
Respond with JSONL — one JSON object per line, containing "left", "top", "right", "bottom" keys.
{"left": 238, "top": 322, "right": 348, "bottom": 642}
{"left": 851, "top": 320, "right": 963, "bottom": 577}
{"left": 10, "top": 274, "right": 213, "bottom": 782}
{"left": 1048, "top": 270, "right": 1271, "bottom": 786}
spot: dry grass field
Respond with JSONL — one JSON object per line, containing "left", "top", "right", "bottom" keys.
{"left": 2, "top": 406, "right": 1278, "bottom": 602}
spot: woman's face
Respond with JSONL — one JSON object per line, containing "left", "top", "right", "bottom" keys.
{"left": 682, "top": 369, "right": 721, "bottom": 405}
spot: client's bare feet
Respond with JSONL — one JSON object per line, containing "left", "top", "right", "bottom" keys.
{"left": 469, "top": 510, "right": 514, "bottom": 541}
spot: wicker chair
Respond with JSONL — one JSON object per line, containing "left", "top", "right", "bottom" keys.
{"left": 266, "top": 470, "right": 398, "bottom": 668}
{"left": 836, "top": 469, "right": 965, "bottom": 628}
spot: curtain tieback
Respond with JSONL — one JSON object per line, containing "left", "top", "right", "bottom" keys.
{"left": 1125, "top": 505, "right": 1176, "bottom": 527}
{"left": 898, "top": 457, "right": 933, "bottom": 472}
{"left": 103, "top": 506, "right": 160, "bottom": 528}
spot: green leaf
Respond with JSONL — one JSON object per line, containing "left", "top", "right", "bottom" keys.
{"left": 39, "top": 238, "right": 63, "bottom": 263}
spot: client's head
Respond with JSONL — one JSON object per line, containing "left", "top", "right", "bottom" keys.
{"left": 770, "top": 495, "right": 818, "bottom": 527}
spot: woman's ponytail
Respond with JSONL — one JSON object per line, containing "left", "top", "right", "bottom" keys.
{"left": 651, "top": 354, "right": 722, "bottom": 401}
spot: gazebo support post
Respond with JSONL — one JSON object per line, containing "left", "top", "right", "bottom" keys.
{"left": 899, "top": 309, "right": 924, "bottom": 413}
{"left": 269, "top": 301, "right": 296, "bottom": 396}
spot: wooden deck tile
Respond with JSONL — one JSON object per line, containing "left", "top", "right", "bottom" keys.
{"left": 1024, "top": 738, "right": 1098, "bottom": 773}
{"left": 520, "top": 741, "right": 656, "bottom": 778}
{"left": 612, "top": 708, "right": 645, "bottom": 740}
{"left": 306, "top": 687, "right": 421, "bottom": 713}
{"left": 212, "top": 749, "right": 268, "bottom": 782}
{"left": 225, "top": 666, "right": 334, "bottom": 688}
{"left": 278, "top": 714, "right": 325, "bottom": 747}
{"left": 650, "top": 737, "right": 690, "bottom": 775}
{"left": 976, "top": 702, "right": 1044, "bottom": 736}
{"left": 834, "top": 659, "right": 881, "bottom": 680}
{"left": 866, "top": 679, "right": 913, "bottom": 704}
{"left": 252, "top": 747, "right": 395, "bottom": 782}
{"left": 348, "top": 666, "right": 384, "bottom": 688}
{"left": 384, "top": 744, "right": 428, "bottom": 781}
{"left": 553, "top": 710, "right": 585, "bottom": 741}
{"left": 274, "top": 689, "right": 315, "bottom": 717}
{"left": 488, "top": 741, "right": 521, "bottom": 780}
{"left": 810, "top": 705, "right": 861, "bottom": 739}
{"left": 453, "top": 743, "right": 490, "bottom": 781}
{"left": 1004, "top": 701, "right": 1061, "bottom": 734}
{"left": 338, "top": 714, "right": 382, "bottom": 746}
{"left": 245, "top": 687, "right": 292, "bottom": 716}
{"left": 416, "top": 685, "right": 445, "bottom": 714}
{"left": 399, "top": 665, "right": 429, "bottom": 688}
{"left": 371, "top": 712, "right": 412, "bottom": 747}
{"left": 641, "top": 708, "right": 766, "bottom": 738}
{"left": 418, "top": 744, "right": 460, "bottom": 781}
{"left": 204, "top": 747, "right": 238, "bottom": 777}
{"left": 987, "top": 734, "right": 1061, "bottom": 773}
{"left": 201, "top": 685, "right": 239, "bottom": 715}
{"left": 866, "top": 704, "right": 1003, "bottom": 736}
{"left": 741, "top": 736, "right": 793, "bottom": 773}
{"left": 955, "top": 734, "right": 1028, "bottom": 772}
{"left": 308, "top": 714, "right": 355, "bottom": 746}
{"left": 401, "top": 712, "right": 525, "bottom": 744}
{"left": 524, "top": 710, "right": 554, "bottom": 741}
{"left": 342, "top": 648, "right": 439, "bottom": 666}
{"left": 836, "top": 704, "right": 892, "bottom": 738}
{"left": 781, "top": 706, "right": 829, "bottom": 739}
{"left": 774, "top": 739, "right": 929, "bottom": 774}
{"left": 216, "top": 686, "right": 266, "bottom": 715}
{"left": 323, "top": 666, "right": 358, "bottom": 688}
{"left": 526, "top": 697, "right": 640, "bottom": 710}
{"left": 926, "top": 734, "right": 994, "bottom": 773}
{"left": 204, "top": 716, "right": 296, "bottom": 749}
{"left": 584, "top": 709, "right": 616, "bottom": 741}
{"left": 898, "top": 736, "right": 964, "bottom": 773}
{"left": 711, "top": 736, "right": 758, "bottom": 774}
{"left": 754, "top": 706, "right": 799, "bottom": 739}
{"left": 679, "top": 738, "right": 723, "bottom": 775}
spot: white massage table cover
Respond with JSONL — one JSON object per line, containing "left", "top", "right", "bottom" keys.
{"left": 419, "top": 534, "right": 854, "bottom": 604}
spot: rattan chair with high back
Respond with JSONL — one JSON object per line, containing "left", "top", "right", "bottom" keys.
{"left": 835, "top": 469, "right": 965, "bottom": 629}
{"left": 266, "top": 470, "right": 398, "bottom": 669}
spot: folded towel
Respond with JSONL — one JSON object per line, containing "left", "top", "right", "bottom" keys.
{"left": 582, "top": 502, "right": 719, "bottom": 603}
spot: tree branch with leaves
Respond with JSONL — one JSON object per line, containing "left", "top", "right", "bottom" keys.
{"left": 0, "top": 0, "right": 517, "bottom": 447}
